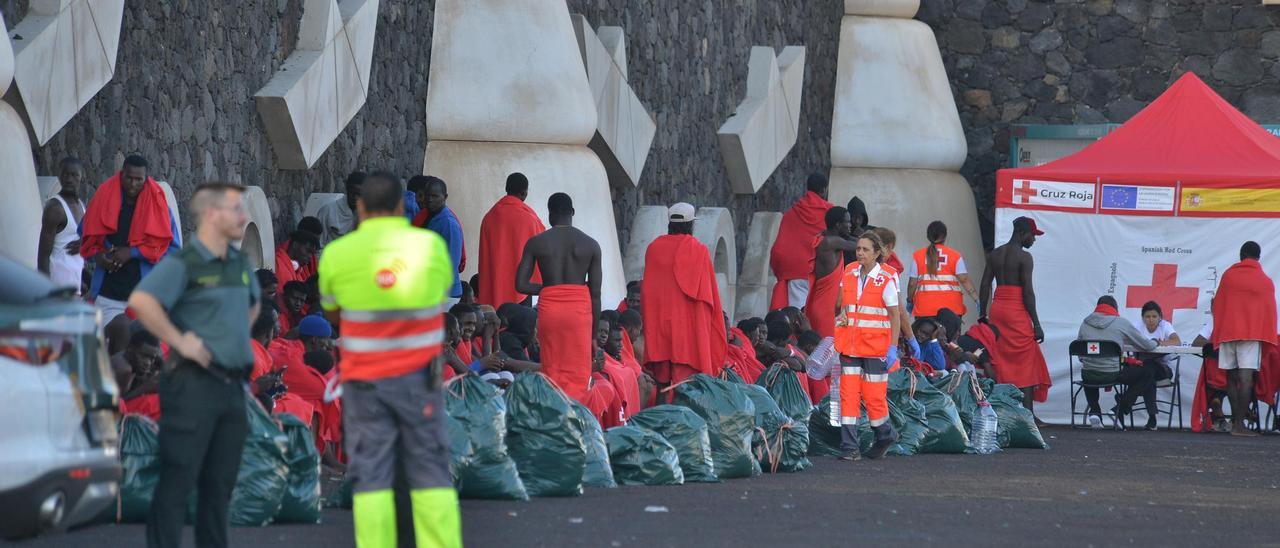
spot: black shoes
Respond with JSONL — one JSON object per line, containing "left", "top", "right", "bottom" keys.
{"left": 838, "top": 450, "right": 861, "bottom": 461}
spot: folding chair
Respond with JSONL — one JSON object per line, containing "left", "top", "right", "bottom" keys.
{"left": 1068, "top": 340, "right": 1127, "bottom": 430}
{"left": 1151, "top": 355, "right": 1183, "bottom": 430}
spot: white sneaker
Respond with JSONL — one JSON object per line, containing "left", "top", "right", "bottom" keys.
{"left": 1088, "top": 415, "right": 1103, "bottom": 429}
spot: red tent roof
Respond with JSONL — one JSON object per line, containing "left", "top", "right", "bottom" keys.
{"left": 999, "top": 72, "right": 1280, "bottom": 186}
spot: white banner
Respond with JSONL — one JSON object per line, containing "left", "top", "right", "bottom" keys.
{"left": 991, "top": 208, "right": 1280, "bottom": 426}
{"left": 1009, "top": 179, "right": 1096, "bottom": 209}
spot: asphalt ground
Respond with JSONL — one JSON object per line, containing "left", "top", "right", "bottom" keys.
{"left": 14, "top": 426, "right": 1280, "bottom": 547}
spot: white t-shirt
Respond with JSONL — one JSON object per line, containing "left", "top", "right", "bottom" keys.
{"left": 1133, "top": 318, "right": 1177, "bottom": 365}
{"left": 1198, "top": 317, "right": 1214, "bottom": 342}
{"left": 906, "top": 256, "right": 967, "bottom": 279}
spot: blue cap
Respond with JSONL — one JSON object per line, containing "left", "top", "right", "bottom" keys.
{"left": 298, "top": 314, "right": 332, "bottom": 338}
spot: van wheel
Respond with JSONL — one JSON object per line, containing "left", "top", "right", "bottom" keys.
{"left": 38, "top": 491, "right": 66, "bottom": 532}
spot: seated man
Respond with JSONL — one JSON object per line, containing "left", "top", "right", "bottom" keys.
{"left": 278, "top": 280, "right": 310, "bottom": 335}
{"left": 1076, "top": 295, "right": 1159, "bottom": 430}
{"left": 275, "top": 229, "right": 320, "bottom": 286}
{"left": 757, "top": 319, "right": 812, "bottom": 401}
{"left": 586, "top": 348, "right": 625, "bottom": 429}
{"left": 726, "top": 315, "right": 766, "bottom": 383}
{"left": 912, "top": 318, "right": 948, "bottom": 372}
{"left": 597, "top": 318, "right": 641, "bottom": 420}
{"left": 115, "top": 327, "right": 164, "bottom": 420}
{"left": 256, "top": 269, "right": 279, "bottom": 304}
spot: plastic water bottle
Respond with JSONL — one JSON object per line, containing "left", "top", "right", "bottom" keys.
{"left": 972, "top": 401, "right": 1001, "bottom": 454}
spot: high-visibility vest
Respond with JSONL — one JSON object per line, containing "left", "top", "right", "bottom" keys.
{"left": 834, "top": 263, "right": 895, "bottom": 358}
{"left": 911, "top": 244, "right": 965, "bottom": 317}
{"left": 318, "top": 216, "right": 454, "bottom": 382}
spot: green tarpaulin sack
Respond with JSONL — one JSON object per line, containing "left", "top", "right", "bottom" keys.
{"left": 274, "top": 413, "right": 322, "bottom": 524}
{"left": 854, "top": 369, "right": 930, "bottom": 456}
{"left": 743, "top": 385, "right": 811, "bottom": 473}
{"left": 910, "top": 371, "right": 973, "bottom": 454}
{"left": 604, "top": 425, "right": 684, "bottom": 486}
{"left": 988, "top": 384, "right": 1049, "bottom": 449}
{"left": 445, "top": 376, "right": 529, "bottom": 500}
{"left": 628, "top": 405, "right": 718, "bottom": 483}
{"left": 504, "top": 373, "right": 586, "bottom": 497}
{"left": 227, "top": 398, "right": 290, "bottom": 526}
{"left": 808, "top": 396, "right": 844, "bottom": 457}
{"left": 755, "top": 365, "right": 813, "bottom": 423}
{"left": 670, "top": 374, "right": 759, "bottom": 478}
{"left": 931, "top": 371, "right": 983, "bottom": 434}
{"left": 119, "top": 414, "right": 161, "bottom": 523}
{"left": 323, "top": 478, "right": 352, "bottom": 509}
{"left": 570, "top": 402, "right": 617, "bottom": 488}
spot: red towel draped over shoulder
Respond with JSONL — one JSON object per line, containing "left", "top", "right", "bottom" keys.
{"left": 1212, "top": 259, "right": 1278, "bottom": 346}
{"left": 641, "top": 234, "right": 727, "bottom": 377}
{"left": 988, "top": 285, "right": 1051, "bottom": 402}
{"left": 80, "top": 173, "right": 174, "bottom": 263}
{"left": 725, "top": 329, "right": 766, "bottom": 383}
{"left": 603, "top": 354, "right": 640, "bottom": 420}
{"left": 768, "top": 192, "right": 832, "bottom": 309}
{"left": 478, "top": 196, "right": 545, "bottom": 307}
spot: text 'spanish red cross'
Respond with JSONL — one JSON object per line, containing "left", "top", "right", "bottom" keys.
{"left": 1014, "top": 180, "right": 1037, "bottom": 204}
{"left": 1126, "top": 264, "right": 1199, "bottom": 321}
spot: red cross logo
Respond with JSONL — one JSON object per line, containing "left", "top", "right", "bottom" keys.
{"left": 1087, "top": 342, "right": 1100, "bottom": 354}
{"left": 1014, "top": 180, "right": 1038, "bottom": 204}
{"left": 1126, "top": 264, "right": 1199, "bottom": 321}
{"left": 938, "top": 250, "right": 949, "bottom": 266}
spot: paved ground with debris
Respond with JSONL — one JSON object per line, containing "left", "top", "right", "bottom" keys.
{"left": 18, "top": 427, "right": 1280, "bottom": 547}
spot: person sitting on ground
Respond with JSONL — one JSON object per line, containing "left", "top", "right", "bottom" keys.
{"left": 459, "top": 282, "right": 476, "bottom": 308}
{"left": 586, "top": 347, "right": 625, "bottom": 428}
{"left": 256, "top": 269, "right": 278, "bottom": 304}
{"left": 725, "top": 314, "right": 767, "bottom": 383}
{"left": 618, "top": 280, "right": 642, "bottom": 312}
{"left": 297, "top": 215, "right": 324, "bottom": 241}
{"left": 779, "top": 306, "right": 811, "bottom": 342}
{"left": 475, "top": 304, "right": 500, "bottom": 356}
{"left": 619, "top": 308, "right": 645, "bottom": 364}
{"left": 945, "top": 322, "right": 1000, "bottom": 379}
{"left": 1132, "top": 300, "right": 1180, "bottom": 381}
{"left": 450, "top": 303, "right": 480, "bottom": 365}
{"left": 934, "top": 308, "right": 963, "bottom": 345}
{"left": 597, "top": 317, "right": 641, "bottom": 420}
{"left": 276, "top": 280, "right": 310, "bottom": 335}
{"left": 912, "top": 319, "right": 948, "bottom": 372}
{"left": 249, "top": 304, "right": 313, "bottom": 426}
{"left": 115, "top": 328, "right": 164, "bottom": 420}
{"left": 275, "top": 229, "right": 320, "bottom": 286}
{"left": 1077, "top": 295, "right": 1160, "bottom": 430}
{"left": 315, "top": 171, "right": 363, "bottom": 245}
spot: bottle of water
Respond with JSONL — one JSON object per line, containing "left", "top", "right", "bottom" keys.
{"left": 972, "top": 401, "right": 1001, "bottom": 454}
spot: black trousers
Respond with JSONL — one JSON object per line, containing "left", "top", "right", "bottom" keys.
{"left": 146, "top": 362, "right": 248, "bottom": 548}
{"left": 1083, "top": 364, "right": 1158, "bottom": 417}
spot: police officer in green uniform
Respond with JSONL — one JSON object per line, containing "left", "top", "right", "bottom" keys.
{"left": 129, "top": 182, "right": 261, "bottom": 548}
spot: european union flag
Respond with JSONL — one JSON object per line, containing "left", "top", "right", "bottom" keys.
{"left": 1102, "top": 185, "right": 1138, "bottom": 209}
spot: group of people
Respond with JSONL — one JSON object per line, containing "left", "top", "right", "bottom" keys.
{"left": 36, "top": 154, "right": 1280, "bottom": 547}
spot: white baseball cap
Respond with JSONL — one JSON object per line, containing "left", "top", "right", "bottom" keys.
{"left": 669, "top": 202, "right": 697, "bottom": 222}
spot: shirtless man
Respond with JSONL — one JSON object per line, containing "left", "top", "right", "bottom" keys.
{"left": 38, "top": 158, "right": 87, "bottom": 291}
{"left": 515, "top": 192, "right": 601, "bottom": 403}
{"left": 806, "top": 207, "right": 860, "bottom": 340}
{"left": 979, "top": 216, "right": 1050, "bottom": 417}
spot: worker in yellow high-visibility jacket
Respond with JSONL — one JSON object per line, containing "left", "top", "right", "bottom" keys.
{"left": 318, "top": 171, "right": 461, "bottom": 548}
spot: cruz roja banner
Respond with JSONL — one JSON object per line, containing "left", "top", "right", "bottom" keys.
{"left": 994, "top": 178, "right": 1280, "bottom": 425}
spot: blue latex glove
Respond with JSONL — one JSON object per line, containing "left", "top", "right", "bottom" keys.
{"left": 886, "top": 345, "right": 898, "bottom": 367}
{"left": 906, "top": 338, "right": 922, "bottom": 359}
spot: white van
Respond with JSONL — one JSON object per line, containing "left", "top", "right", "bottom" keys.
{"left": 0, "top": 255, "right": 121, "bottom": 539}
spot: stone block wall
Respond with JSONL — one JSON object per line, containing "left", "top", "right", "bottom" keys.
{"left": 8, "top": 0, "right": 1279, "bottom": 257}
{"left": 920, "top": 0, "right": 1280, "bottom": 246}
{"left": 2, "top": 0, "right": 842, "bottom": 264}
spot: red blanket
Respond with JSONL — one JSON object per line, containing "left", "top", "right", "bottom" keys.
{"left": 479, "top": 196, "right": 545, "bottom": 306}
{"left": 642, "top": 234, "right": 727, "bottom": 376}
{"left": 1191, "top": 342, "right": 1280, "bottom": 432}
{"left": 1212, "top": 259, "right": 1278, "bottom": 346}
{"left": 537, "top": 285, "right": 594, "bottom": 404}
{"left": 725, "top": 340, "right": 765, "bottom": 383}
{"left": 769, "top": 192, "right": 831, "bottom": 309}
{"left": 805, "top": 242, "right": 843, "bottom": 339}
{"left": 80, "top": 173, "right": 174, "bottom": 263}
{"left": 988, "top": 285, "right": 1051, "bottom": 402}
{"left": 274, "top": 392, "right": 316, "bottom": 426}
{"left": 122, "top": 393, "right": 161, "bottom": 421}
{"left": 250, "top": 339, "right": 274, "bottom": 382}
{"left": 586, "top": 372, "right": 625, "bottom": 429}
{"left": 622, "top": 329, "right": 643, "bottom": 367}
{"left": 603, "top": 354, "right": 641, "bottom": 420}
{"left": 274, "top": 240, "right": 317, "bottom": 286}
